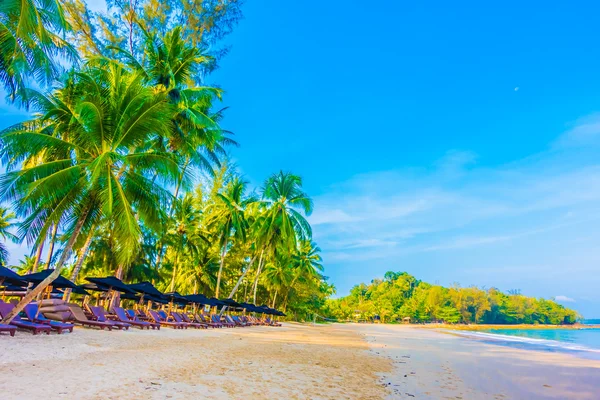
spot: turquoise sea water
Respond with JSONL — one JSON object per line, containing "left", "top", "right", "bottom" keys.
{"left": 448, "top": 326, "right": 600, "bottom": 359}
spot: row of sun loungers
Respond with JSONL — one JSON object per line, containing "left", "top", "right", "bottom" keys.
{"left": 0, "top": 298, "right": 281, "bottom": 337}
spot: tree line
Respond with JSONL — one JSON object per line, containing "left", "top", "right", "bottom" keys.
{"left": 0, "top": 0, "right": 332, "bottom": 323}
{"left": 324, "top": 272, "right": 579, "bottom": 325}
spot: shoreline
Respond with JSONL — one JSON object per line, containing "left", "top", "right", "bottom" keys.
{"left": 420, "top": 323, "right": 600, "bottom": 330}
{"left": 358, "top": 324, "right": 600, "bottom": 399}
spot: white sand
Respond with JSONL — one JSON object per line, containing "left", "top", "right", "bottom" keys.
{"left": 0, "top": 323, "right": 389, "bottom": 399}
{"left": 2, "top": 323, "right": 599, "bottom": 399}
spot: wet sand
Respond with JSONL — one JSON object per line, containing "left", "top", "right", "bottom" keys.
{"left": 358, "top": 324, "right": 600, "bottom": 399}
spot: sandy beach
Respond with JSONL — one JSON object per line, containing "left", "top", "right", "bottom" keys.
{"left": 359, "top": 324, "right": 600, "bottom": 399}
{"left": 0, "top": 323, "right": 390, "bottom": 399}
{"left": 1, "top": 323, "right": 599, "bottom": 399}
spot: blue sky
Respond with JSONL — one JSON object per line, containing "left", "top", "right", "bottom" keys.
{"left": 3, "top": 1, "right": 600, "bottom": 316}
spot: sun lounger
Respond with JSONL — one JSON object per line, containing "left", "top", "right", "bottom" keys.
{"left": 66, "top": 304, "right": 113, "bottom": 330}
{"left": 123, "top": 309, "right": 160, "bottom": 329}
{"left": 241, "top": 316, "right": 259, "bottom": 326}
{"left": 266, "top": 317, "right": 282, "bottom": 327}
{"left": 0, "top": 323, "right": 16, "bottom": 336}
{"left": 111, "top": 307, "right": 157, "bottom": 330}
{"left": 227, "top": 315, "right": 246, "bottom": 327}
{"left": 87, "top": 305, "right": 131, "bottom": 330}
{"left": 213, "top": 314, "right": 234, "bottom": 327}
{"left": 158, "top": 310, "right": 188, "bottom": 329}
{"left": 0, "top": 303, "right": 51, "bottom": 335}
{"left": 171, "top": 312, "right": 205, "bottom": 329}
{"left": 147, "top": 309, "right": 185, "bottom": 329}
{"left": 195, "top": 313, "right": 221, "bottom": 328}
{"left": 24, "top": 304, "right": 74, "bottom": 334}
{"left": 231, "top": 315, "right": 250, "bottom": 327}
{"left": 180, "top": 313, "right": 209, "bottom": 328}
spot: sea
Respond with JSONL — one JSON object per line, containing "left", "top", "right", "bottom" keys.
{"left": 446, "top": 320, "right": 600, "bottom": 360}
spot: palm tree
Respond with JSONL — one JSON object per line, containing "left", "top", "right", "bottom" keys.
{"left": 281, "top": 241, "right": 323, "bottom": 309}
{"left": 122, "top": 28, "right": 236, "bottom": 271}
{"left": 0, "top": 207, "right": 17, "bottom": 266}
{"left": 0, "top": 59, "right": 179, "bottom": 322}
{"left": 292, "top": 241, "right": 323, "bottom": 281}
{"left": 209, "top": 177, "right": 254, "bottom": 298}
{"left": 262, "top": 258, "right": 293, "bottom": 309}
{"left": 164, "top": 193, "right": 203, "bottom": 292}
{"left": 11, "top": 254, "right": 37, "bottom": 274}
{"left": 0, "top": 0, "right": 76, "bottom": 102}
{"left": 222, "top": 171, "right": 313, "bottom": 312}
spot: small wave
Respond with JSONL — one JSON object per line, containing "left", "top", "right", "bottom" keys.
{"left": 441, "top": 330, "right": 600, "bottom": 355}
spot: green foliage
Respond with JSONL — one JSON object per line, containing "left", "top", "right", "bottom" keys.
{"left": 0, "top": 0, "right": 77, "bottom": 102}
{"left": 324, "top": 271, "right": 579, "bottom": 325}
{"left": 0, "top": 0, "right": 331, "bottom": 322}
{"left": 0, "top": 207, "right": 17, "bottom": 265}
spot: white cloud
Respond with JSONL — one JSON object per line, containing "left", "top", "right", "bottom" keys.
{"left": 311, "top": 115, "right": 600, "bottom": 267}
{"left": 553, "top": 114, "right": 600, "bottom": 148}
{"left": 555, "top": 295, "right": 575, "bottom": 303}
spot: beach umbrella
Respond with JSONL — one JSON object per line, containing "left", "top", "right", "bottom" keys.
{"left": 163, "top": 292, "right": 189, "bottom": 304}
{"left": 146, "top": 294, "right": 169, "bottom": 305}
{"left": 86, "top": 276, "right": 136, "bottom": 307}
{"left": 119, "top": 291, "right": 142, "bottom": 302}
{"left": 206, "top": 297, "right": 226, "bottom": 307}
{"left": 184, "top": 294, "right": 211, "bottom": 305}
{"left": 220, "top": 298, "right": 242, "bottom": 309}
{"left": 86, "top": 276, "right": 135, "bottom": 293}
{"left": 0, "top": 266, "right": 26, "bottom": 286}
{"left": 239, "top": 302, "right": 261, "bottom": 313}
{"left": 81, "top": 283, "right": 110, "bottom": 292}
{"left": 127, "top": 281, "right": 165, "bottom": 298}
{"left": 64, "top": 286, "right": 90, "bottom": 296}
{"left": 183, "top": 294, "right": 213, "bottom": 314}
{"left": 21, "top": 269, "right": 79, "bottom": 289}
{"left": 163, "top": 291, "right": 189, "bottom": 312}
{"left": 127, "top": 282, "right": 166, "bottom": 310}
{"left": 2, "top": 284, "right": 89, "bottom": 296}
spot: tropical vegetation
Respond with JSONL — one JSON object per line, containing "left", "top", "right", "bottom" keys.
{"left": 0, "top": 0, "right": 332, "bottom": 323}
{"left": 324, "top": 271, "right": 579, "bottom": 325}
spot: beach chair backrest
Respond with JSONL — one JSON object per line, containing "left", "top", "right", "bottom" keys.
{"left": 170, "top": 312, "right": 183, "bottom": 322}
{"left": 0, "top": 302, "right": 22, "bottom": 322}
{"left": 68, "top": 305, "right": 89, "bottom": 321}
{"left": 125, "top": 309, "right": 137, "bottom": 320}
{"left": 157, "top": 310, "right": 167, "bottom": 319}
{"left": 113, "top": 307, "right": 129, "bottom": 322}
{"left": 23, "top": 304, "right": 38, "bottom": 321}
{"left": 148, "top": 309, "right": 162, "bottom": 322}
{"left": 90, "top": 306, "right": 107, "bottom": 321}
{"left": 181, "top": 313, "right": 192, "bottom": 323}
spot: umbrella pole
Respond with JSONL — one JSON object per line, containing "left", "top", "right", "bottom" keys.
{"left": 0, "top": 278, "right": 5, "bottom": 301}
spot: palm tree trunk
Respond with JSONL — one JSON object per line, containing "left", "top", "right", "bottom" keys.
{"left": 272, "top": 289, "right": 278, "bottom": 309}
{"left": 281, "top": 276, "right": 297, "bottom": 313}
{"left": 154, "top": 158, "right": 190, "bottom": 270}
{"left": 215, "top": 238, "right": 228, "bottom": 299}
{"left": 252, "top": 250, "right": 265, "bottom": 305}
{"left": 44, "top": 223, "right": 59, "bottom": 269}
{"left": 219, "top": 251, "right": 259, "bottom": 317}
{"left": 30, "top": 241, "right": 45, "bottom": 273}
{"left": 2, "top": 209, "right": 89, "bottom": 324}
{"left": 111, "top": 264, "right": 125, "bottom": 309}
{"left": 169, "top": 251, "right": 180, "bottom": 292}
{"left": 63, "top": 228, "right": 95, "bottom": 302}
